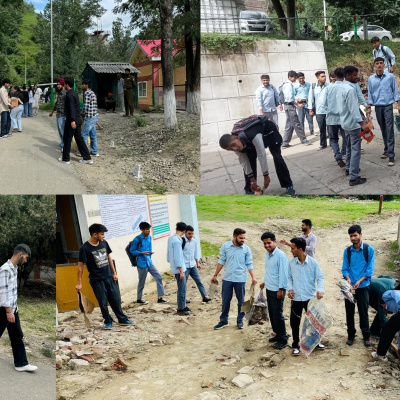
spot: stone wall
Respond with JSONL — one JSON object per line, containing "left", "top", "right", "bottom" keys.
{"left": 200, "top": 39, "right": 328, "bottom": 145}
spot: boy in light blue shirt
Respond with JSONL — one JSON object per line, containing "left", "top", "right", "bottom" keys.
{"left": 294, "top": 72, "right": 314, "bottom": 136}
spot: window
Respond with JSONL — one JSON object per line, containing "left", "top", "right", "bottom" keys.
{"left": 138, "top": 81, "right": 147, "bottom": 98}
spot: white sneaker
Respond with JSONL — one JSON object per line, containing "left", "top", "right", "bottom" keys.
{"left": 75, "top": 152, "right": 82, "bottom": 157}
{"left": 371, "top": 351, "right": 388, "bottom": 361}
{"left": 58, "top": 157, "right": 70, "bottom": 165}
{"left": 15, "top": 364, "right": 38, "bottom": 372}
{"left": 317, "top": 343, "right": 325, "bottom": 350}
{"left": 90, "top": 152, "right": 100, "bottom": 157}
{"left": 79, "top": 159, "right": 93, "bottom": 165}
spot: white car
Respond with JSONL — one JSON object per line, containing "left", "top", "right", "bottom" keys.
{"left": 239, "top": 10, "right": 273, "bottom": 34}
{"left": 340, "top": 25, "right": 392, "bottom": 41}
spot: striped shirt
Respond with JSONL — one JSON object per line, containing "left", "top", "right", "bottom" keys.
{"left": 0, "top": 260, "right": 18, "bottom": 313}
{"left": 83, "top": 89, "right": 98, "bottom": 119}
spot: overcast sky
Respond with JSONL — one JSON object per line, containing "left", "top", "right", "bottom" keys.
{"left": 28, "top": 0, "right": 137, "bottom": 37}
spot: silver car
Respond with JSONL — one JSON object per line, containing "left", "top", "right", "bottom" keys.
{"left": 340, "top": 25, "right": 392, "bottom": 41}
{"left": 239, "top": 10, "right": 273, "bottom": 34}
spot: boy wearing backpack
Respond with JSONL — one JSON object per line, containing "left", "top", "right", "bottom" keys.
{"left": 342, "top": 225, "right": 375, "bottom": 347}
{"left": 129, "top": 222, "right": 168, "bottom": 305}
{"left": 371, "top": 37, "right": 395, "bottom": 74}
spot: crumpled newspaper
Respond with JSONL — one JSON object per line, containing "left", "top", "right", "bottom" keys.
{"left": 336, "top": 279, "right": 355, "bottom": 303}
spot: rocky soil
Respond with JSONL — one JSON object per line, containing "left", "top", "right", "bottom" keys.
{"left": 56, "top": 211, "right": 400, "bottom": 400}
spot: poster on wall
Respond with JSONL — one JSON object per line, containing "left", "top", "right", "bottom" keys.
{"left": 98, "top": 195, "right": 148, "bottom": 239}
{"left": 148, "top": 195, "right": 170, "bottom": 240}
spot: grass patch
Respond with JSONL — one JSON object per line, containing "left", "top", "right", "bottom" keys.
{"left": 40, "top": 348, "right": 53, "bottom": 358}
{"left": 39, "top": 103, "right": 54, "bottom": 111}
{"left": 136, "top": 117, "right": 149, "bottom": 127}
{"left": 196, "top": 196, "right": 400, "bottom": 226}
{"left": 200, "top": 240, "right": 221, "bottom": 257}
{"left": 138, "top": 178, "right": 167, "bottom": 195}
{"left": 199, "top": 227, "right": 214, "bottom": 234}
{"left": 387, "top": 240, "right": 400, "bottom": 271}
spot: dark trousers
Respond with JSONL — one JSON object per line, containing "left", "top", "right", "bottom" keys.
{"left": 315, "top": 114, "right": 327, "bottom": 147}
{"left": 377, "top": 311, "right": 400, "bottom": 356}
{"left": 89, "top": 276, "right": 129, "bottom": 324}
{"left": 174, "top": 273, "right": 187, "bottom": 310}
{"left": 220, "top": 280, "right": 245, "bottom": 324}
{"left": 344, "top": 286, "right": 370, "bottom": 340}
{"left": 267, "top": 289, "right": 287, "bottom": 344}
{"left": 124, "top": 89, "right": 134, "bottom": 116}
{"left": 244, "top": 146, "right": 293, "bottom": 192}
{"left": 327, "top": 124, "right": 347, "bottom": 161}
{"left": 375, "top": 104, "right": 395, "bottom": 159}
{"left": 1, "top": 111, "right": 11, "bottom": 136}
{"left": 62, "top": 122, "right": 91, "bottom": 162}
{"left": 290, "top": 299, "right": 310, "bottom": 348}
{"left": 0, "top": 309, "right": 29, "bottom": 367}
{"left": 106, "top": 102, "right": 116, "bottom": 112}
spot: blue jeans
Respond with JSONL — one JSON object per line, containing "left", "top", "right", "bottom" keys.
{"left": 185, "top": 266, "right": 207, "bottom": 298}
{"left": 23, "top": 103, "right": 28, "bottom": 117}
{"left": 137, "top": 264, "right": 165, "bottom": 300}
{"left": 297, "top": 106, "right": 314, "bottom": 133}
{"left": 56, "top": 116, "right": 66, "bottom": 148}
{"left": 1, "top": 111, "right": 11, "bottom": 136}
{"left": 175, "top": 273, "right": 187, "bottom": 310}
{"left": 28, "top": 103, "right": 33, "bottom": 117}
{"left": 82, "top": 115, "right": 98, "bottom": 154}
{"left": 328, "top": 124, "right": 347, "bottom": 161}
{"left": 345, "top": 127, "right": 362, "bottom": 181}
{"left": 220, "top": 280, "right": 246, "bottom": 324}
{"left": 375, "top": 104, "right": 395, "bottom": 159}
{"left": 89, "top": 276, "right": 129, "bottom": 324}
{"left": 10, "top": 105, "right": 23, "bottom": 131}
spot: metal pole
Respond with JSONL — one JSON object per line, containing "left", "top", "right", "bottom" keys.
{"left": 363, "top": 18, "right": 368, "bottom": 41}
{"left": 25, "top": 53, "right": 27, "bottom": 83}
{"left": 323, "top": 0, "right": 328, "bottom": 40}
{"left": 378, "top": 195, "right": 383, "bottom": 214}
{"left": 50, "top": 0, "right": 54, "bottom": 105}
{"left": 353, "top": 16, "right": 357, "bottom": 39}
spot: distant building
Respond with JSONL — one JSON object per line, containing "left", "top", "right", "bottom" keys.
{"left": 88, "top": 29, "right": 110, "bottom": 45}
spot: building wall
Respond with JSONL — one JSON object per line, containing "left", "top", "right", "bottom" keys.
{"left": 200, "top": 39, "right": 328, "bottom": 145}
{"left": 135, "top": 62, "right": 154, "bottom": 108}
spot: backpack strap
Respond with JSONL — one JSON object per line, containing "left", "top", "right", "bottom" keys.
{"left": 347, "top": 243, "right": 369, "bottom": 266}
{"left": 380, "top": 46, "right": 392, "bottom": 67}
{"left": 182, "top": 236, "right": 186, "bottom": 250}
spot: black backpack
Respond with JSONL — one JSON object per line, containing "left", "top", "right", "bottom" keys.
{"left": 125, "top": 236, "right": 142, "bottom": 267}
{"left": 346, "top": 243, "right": 369, "bottom": 266}
{"left": 181, "top": 237, "right": 187, "bottom": 250}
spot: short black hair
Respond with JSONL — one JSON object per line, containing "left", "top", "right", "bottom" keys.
{"left": 348, "top": 225, "right": 361, "bottom": 234}
{"left": 329, "top": 70, "right": 336, "bottom": 78}
{"left": 334, "top": 67, "right": 345, "bottom": 79}
{"left": 185, "top": 225, "right": 194, "bottom": 232}
{"left": 2, "top": 78, "right": 10, "bottom": 85}
{"left": 288, "top": 70, "right": 298, "bottom": 78}
{"left": 64, "top": 77, "right": 74, "bottom": 87}
{"left": 89, "top": 223, "right": 108, "bottom": 235}
{"left": 297, "top": 72, "right": 305, "bottom": 78}
{"left": 290, "top": 237, "right": 306, "bottom": 252}
{"left": 219, "top": 134, "right": 234, "bottom": 149}
{"left": 261, "top": 74, "right": 270, "bottom": 80}
{"left": 315, "top": 71, "right": 325, "bottom": 78}
{"left": 233, "top": 228, "right": 246, "bottom": 236}
{"left": 261, "top": 232, "right": 276, "bottom": 241}
{"left": 374, "top": 57, "right": 385, "bottom": 64}
{"left": 176, "top": 222, "right": 187, "bottom": 232}
{"left": 344, "top": 65, "right": 358, "bottom": 77}
{"left": 302, "top": 219, "right": 312, "bottom": 228}
{"left": 125, "top": 68, "right": 130, "bottom": 72}
{"left": 82, "top": 79, "right": 91, "bottom": 86}
{"left": 13, "top": 244, "right": 31, "bottom": 256}
{"left": 139, "top": 222, "right": 151, "bottom": 230}
{"left": 371, "top": 36, "right": 380, "bottom": 43}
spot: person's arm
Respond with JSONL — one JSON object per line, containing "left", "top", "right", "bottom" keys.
{"left": 305, "top": 234, "right": 316, "bottom": 255}
{"left": 108, "top": 254, "right": 118, "bottom": 280}
{"left": 211, "top": 244, "right": 226, "bottom": 282}
{"left": 387, "top": 46, "right": 396, "bottom": 72}
{"left": 342, "top": 248, "right": 351, "bottom": 285}
{"left": 211, "top": 263, "right": 224, "bottom": 282}
{"left": 315, "top": 260, "right": 324, "bottom": 298}
{"left": 256, "top": 88, "right": 263, "bottom": 115}
{"left": 390, "top": 75, "right": 400, "bottom": 113}
{"left": 277, "top": 255, "right": 288, "bottom": 299}
{"left": 279, "top": 239, "right": 290, "bottom": 246}
{"left": 194, "top": 240, "right": 200, "bottom": 268}
{"left": 376, "top": 291, "right": 387, "bottom": 328}
{"left": 366, "top": 77, "right": 373, "bottom": 115}
{"left": 273, "top": 87, "right": 282, "bottom": 110}
{"left": 308, "top": 88, "right": 314, "bottom": 115}
{"left": 172, "top": 241, "right": 184, "bottom": 280}
{"left": 75, "top": 262, "right": 84, "bottom": 292}
{"left": 237, "top": 151, "right": 255, "bottom": 181}
{"left": 0, "top": 269, "right": 15, "bottom": 322}
{"left": 129, "top": 238, "right": 148, "bottom": 256}
{"left": 252, "top": 134, "right": 269, "bottom": 177}
{"left": 287, "top": 261, "right": 294, "bottom": 298}
{"left": 347, "top": 90, "right": 367, "bottom": 131}
{"left": 355, "top": 84, "right": 367, "bottom": 107}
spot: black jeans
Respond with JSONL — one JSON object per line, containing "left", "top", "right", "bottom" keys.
{"left": 344, "top": 286, "right": 370, "bottom": 340}
{"left": 0, "top": 309, "right": 29, "bottom": 367}
{"left": 62, "top": 122, "right": 91, "bottom": 162}
{"left": 89, "top": 276, "right": 129, "bottom": 324}
{"left": 1, "top": 111, "right": 11, "bottom": 137}
{"left": 377, "top": 311, "right": 400, "bottom": 356}
{"left": 290, "top": 299, "right": 310, "bottom": 348}
{"left": 266, "top": 289, "right": 287, "bottom": 344}
{"left": 315, "top": 114, "right": 327, "bottom": 147}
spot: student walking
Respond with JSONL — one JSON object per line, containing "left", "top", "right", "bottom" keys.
{"left": 255, "top": 74, "right": 282, "bottom": 125}
{"left": 81, "top": 80, "right": 99, "bottom": 157}
{"left": 371, "top": 36, "right": 396, "bottom": 74}
{"left": 49, "top": 78, "right": 67, "bottom": 152}
{"left": 295, "top": 72, "right": 314, "bottom": 135}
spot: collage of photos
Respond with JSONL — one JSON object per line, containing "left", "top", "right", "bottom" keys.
{"left": 0, "top": 0, "right": 399, "bottom": 400}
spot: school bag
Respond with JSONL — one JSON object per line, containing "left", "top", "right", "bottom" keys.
{"left": 346, "top": 243, "right": 369, "bottom": 266}
{"left": 278, "top": 83, "right": 286, "bottom": 104}
{"left": 125, "top": 235, "right": 142, "bottom": 267}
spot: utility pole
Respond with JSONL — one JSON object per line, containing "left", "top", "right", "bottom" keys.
{"left": 25, "top": 52, "right": 27, "bottom": 83}
{"left": 323, "top": 0, "right": 328, "bottom": 40}
{"left": 50, "top": 0, "right": 54, "bottom": 105}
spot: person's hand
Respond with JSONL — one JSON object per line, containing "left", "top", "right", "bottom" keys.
{"left": 353, "top": 280, "right": 360, "bottom": 290}
{"left": 298, "top": 103, "right": 304, "bottom": 108}
{"left": 179, "top": 272, "right": 185, "bottom": 280}
{"left": 390, "top": 65, "right": 395, "bottom": 74}
{"left": 113, "top": 273, "right": 118, "bottom": 281}
{"left": 277, "top": 289, "right": 284, "bottom": 299}
{"left": 360, "top": 122, "right": 370, "bottom": 134}
{"left": 252, "top": 279, "right": 257, "bottom": 286}
{"left": 279, "top": 104, "right": 283, "bottom": 111}
{"left": 250, "top": 181, "right": 258, "bottom": 192}
{"left": 263, "top": 175, "right": 271, "bottom": 190}
{"left": 288, "top": 290, "right": 294, "bottom": 299}
{"left": 317, "top": 291, "right": 324, "bottom": 299}
{"left": 366, "top": 107, "right": 371, "bottom": 116}
{"left": 211, "top": 275, "right": 218, "bottom": 283}
{"left": 49, "top": 111, "right": 53, "bottom": 117}
{"left": 346, "top": 277, "right": 351, "bottom": 286}
{"left": 197, "top": 263, "right": 202, "bottom": 270}
{"left": 6, "top": 312, "right": 15, "bottom": 323}
{"left": 260, "top": 282, "right": 265, "bottom": 289}
{"left": 75, "top": 283, "right": 82, "bottom": 292}
{"left": 309, "top": 109, "right": 314, "bottom": 116}
{"left": 71, "top": 121, "right": 76, "bottom": 129}
{"left": 279, "top": 239, "right": 290, "bottom": 246}
{"left": 142, "top": 251, "right": 151, "bottom": 255}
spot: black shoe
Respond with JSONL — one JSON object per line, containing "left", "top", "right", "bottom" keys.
{"left": 346, "top": 338, "right": 354, "bottom": 346}
{"left": 202, "top": 297, "right": 212, "bottom": 303}
{"left": 364, "top": 339, "right": 372, "bottom": 347}
{"left": 186, "top": 300, "right": 191, "bottom": 304}
{"left": 274, "top": 342, "right": 288, "bottom": 350}
{"left": 268, "top": 336, "right": 278, "bottom": 343}
{"left": 245, "top": 190, "right": 255, "bottom": 195}
{"left": 237, "top": 322, "right": 244, "bottom": 329}
{"left": 183, "top": 306, "right": 192, "bottom": 313}
{"left": 388, "top": 158, "right": 395, "bottom": 167}
{"left": 318, "top": 145, "right": 327, "bottom": 150}
{"left": 157, "top": 298, "right": 169, "bottom": 303}
{"left": 349, "top": 176, "right": 367, "bottom": 186}
{"left": 177, "top": 309, "right": 190, "bottom": 315}
{"left": 136, "top": 299, "right": 148, "bottom": 304}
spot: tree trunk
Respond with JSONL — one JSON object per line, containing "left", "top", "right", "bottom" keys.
{"left": 160, "top": 0, "right": 177, "bottom": 129}
{"left": 286, "top": 0, "right": 296, "bottom": 39}
{"left": 270, "top": 0, "right": 287, "bottom": 34}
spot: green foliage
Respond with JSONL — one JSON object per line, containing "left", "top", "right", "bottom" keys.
{"left": 136, "top": 116, "right": 149, "bottom": 127}
{"left": 200, "top": 240, "right": 221, "bottom": 257}
{"left": 39, "top": 103, "right": 54, "bottom": 111}
{"left": 40, "top": 348, "right": 53, "bottom": 358}
{"left": 201, "top": 33, "right": 259, "bottom": 52}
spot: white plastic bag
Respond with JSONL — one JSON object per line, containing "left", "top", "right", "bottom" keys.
{"left": 248, "top": 289, "right": 269, "bottom": 325}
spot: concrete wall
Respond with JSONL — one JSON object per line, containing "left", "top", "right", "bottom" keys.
{"left": 201, "top": 0, "right": 239, "bottom": 34}
{"left": 200, "top": 39, "right": 328, "bottom": 145}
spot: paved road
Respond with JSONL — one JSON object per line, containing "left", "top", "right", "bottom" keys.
{"left": 201, "top": 109, "right": 400, "bottom": 195}
{"left": 0, "top": 112, "right": 88, "bottom": 194}
{"left": 0, "top": 359, "right": 55, "bottom": 400}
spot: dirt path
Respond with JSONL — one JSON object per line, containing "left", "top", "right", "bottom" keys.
{"left": 56, "top": 211, "right": 400, "bottom": 400}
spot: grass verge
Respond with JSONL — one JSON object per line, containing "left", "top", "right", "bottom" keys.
{"left": 387, "top": 241, "right": 400, "bottom": 271}
{"left": 200, "top": 240, "right": 221, "bottom": 257}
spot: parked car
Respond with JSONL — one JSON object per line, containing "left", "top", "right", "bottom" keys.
{"left": 239, "top": 10, "right": 273, "bottom": 34}
{"left": 340, "top": 25, "right": 392, "bottom": 41}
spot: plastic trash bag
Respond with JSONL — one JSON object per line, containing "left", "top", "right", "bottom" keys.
{"left": 336, "top": 279, "right": 355, "bottom": 303}
{"left": 300, "top": 298, "right": 333, "bottom": 357}
{"left": 242, "top": 283, "right": 256, "bottom": 314}
{"left": 248, "top": 289, "right": 269, "bottom": 325}
{"left": 208, "top": 279, "right": 219, "bottom": 299}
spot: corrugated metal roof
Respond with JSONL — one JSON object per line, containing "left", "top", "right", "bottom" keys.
{"left": 86, "top": 62, "right": 140, "bottom": 74}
